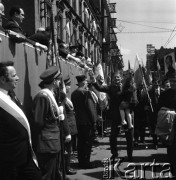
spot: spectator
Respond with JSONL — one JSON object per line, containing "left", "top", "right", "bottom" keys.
{"left": 71, "top": 75, "right": 97, "bottom": 169}
{"left": 62, "top": 76, "right": 77, "bottom": 175}
{"left": 0, "top": 61, "right": 41, "bottom": 180}
{"left": 5, "top": 6, "right": 25, "bottom": 34}
{"left": 29, "top": 26, "right": 51, "bottom": 47}
{"left": 32, "top": 66, "right": 64, "bottom": 180}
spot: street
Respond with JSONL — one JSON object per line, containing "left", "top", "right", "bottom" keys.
{"left": 67, "top": 129, "right": 172, "bottom": 180}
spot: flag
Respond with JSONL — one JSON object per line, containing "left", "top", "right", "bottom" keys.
{"left": 145, "top": 69, "right": 153, "bottom": 86}
{"left": 84, "top": 7, "right": 89, "bottom": 18}
{"left": 93, "top": 20, "right": 97, "bottom": 31}
{"left": 157, "top": 59, "right": 161, "bottom": 80}
{"left": 66, "top": 21, "right": 70, "bottom": 40}
{"left": 134, "top": 55, "right": 143, "bottom": 88}
{"left": 94, "top": 63, "right": 107, "bottom": 102}
{"left": 157, "top": 59, "right": 161, "bottom": 71}
{"left": 95, "top": 63, "right": 104, "bottom": 80}
{"left": 128, "top": 60, "right": 131, "bottom": 70}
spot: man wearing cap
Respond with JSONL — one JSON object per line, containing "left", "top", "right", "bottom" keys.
{"left": 61, "top": 76, "right": 77, "bottom": 175}
{"left": 32, "top": 66, "right": 64, "bottom": 180}
{"left": 71, "top": 75, "right": 97, "bottom": 169}
{"left": 0, "top": 61, "right": 41, "bottom": 180}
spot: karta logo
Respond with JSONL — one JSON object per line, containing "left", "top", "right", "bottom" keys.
{"left": 103, "top": 158, "right": 174, "bottom": 179}
{"left": 103, "top": 157, "right": 125, "bottom": 179}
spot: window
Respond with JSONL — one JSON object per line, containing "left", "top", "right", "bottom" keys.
{"left": 39, "top": 0, "right": 51, "bottom": 27}
{"left": 79, "top": 1, "right": 82, "bottom": 20}
{"left": 72, "top": 0, "right": 76, "bottom": 10}
{"left": 57, "top": 15, "right": 63, "bottom": 41}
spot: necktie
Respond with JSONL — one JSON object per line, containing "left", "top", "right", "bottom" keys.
{"left": 8, "top": 91, "right": 22, "bottom": 108}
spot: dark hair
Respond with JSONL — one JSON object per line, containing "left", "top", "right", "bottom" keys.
{"left": 0, "top": 61, "right": 14, "bottom": 78}
{"left": 9, "top": 6, "right": 21, "bottom": 17}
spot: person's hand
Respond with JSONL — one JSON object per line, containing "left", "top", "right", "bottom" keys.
{"left": 65, "top": 134, "right": 71, "bottom": 143}
{"left": 58, "top": 106, "right": 64, "bottom": 114}
{"left": 59, "top": 114, "right": 64, "bottom": 121}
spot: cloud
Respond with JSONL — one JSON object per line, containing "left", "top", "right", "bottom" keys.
{"left": 120, "top": 48, "right": 131, "bottom": 55}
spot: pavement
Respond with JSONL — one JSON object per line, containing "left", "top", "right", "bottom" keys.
{"left": 66, "top": 130, "right": 173, "bottom": 180}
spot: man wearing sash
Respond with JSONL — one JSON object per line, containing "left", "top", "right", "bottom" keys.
{"left": 0, "top": 61, "right": 41, "bottom": 180}
{"left": 32, "top": 66, "right": 64, "bottom": 180}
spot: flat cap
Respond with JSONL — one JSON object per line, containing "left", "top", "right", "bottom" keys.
{"left": 76, "top": 75, "right": 87, "bottom": 83}
{"left": 64, "top": 76, "right": 71, "bottom": 85}
{"left": 40, "top": 66, "right": 62, "bottom": 82}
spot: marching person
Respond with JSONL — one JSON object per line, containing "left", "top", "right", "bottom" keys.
{"left": 0, "top": 61, "right": 41, "bottom": 180}
{"left": 89, "top": 71, "right": 134, "bottom": 162}
{"left": 71, "top": 75, "right": 97, "bottom": 169}
{"left": 32, "top": 66, "right": 64, "bottom": 180}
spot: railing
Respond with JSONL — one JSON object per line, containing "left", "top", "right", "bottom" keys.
{"left": 0, "top": 30, "right": 84, "bottom": 119}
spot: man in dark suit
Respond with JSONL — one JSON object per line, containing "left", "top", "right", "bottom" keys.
{"left": 5, "top": 6, "right": 24, "bottom": 34}
{"left": 71, "top": 75, "right": 97, "bottom": 169}
{"left": 29, "top": 27, "right": 51, "bottom": 47}
{"left": 89, "top": 71, "right": 134, "bottom": 162}
{"left": 32, "top": 66, "right": 65, "bottom": 180}
{"left": 0, "top": 61, "right": 41, "bottom": 180}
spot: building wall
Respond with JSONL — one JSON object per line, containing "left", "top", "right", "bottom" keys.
{"left": 2, "top": 0, "right": 35, "bottom": 36}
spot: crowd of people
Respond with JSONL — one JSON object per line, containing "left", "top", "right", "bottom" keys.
{"left": 1, "top": 2, "right": 176, "bottom": 180}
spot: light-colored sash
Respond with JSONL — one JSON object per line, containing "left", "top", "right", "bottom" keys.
{"left": 40, "top": 88, "right": 63, "bottom": 116}
{"left": 0, "top": 91, "right": 38, "bottom": 167}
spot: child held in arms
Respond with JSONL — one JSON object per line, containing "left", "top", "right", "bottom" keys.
{"left": 119, "top": 71, "right": 138, "bottom": 129}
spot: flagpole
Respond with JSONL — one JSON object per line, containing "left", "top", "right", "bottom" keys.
{"left": 157, "top": 59, "right": 161, "bottom": 81}
{"left": 139, "top": 63, "right": 153, "bottom": 112}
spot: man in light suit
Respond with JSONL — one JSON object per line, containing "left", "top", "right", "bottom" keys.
{"left": 0, "top": 61, "right": 41, "bottom": 180}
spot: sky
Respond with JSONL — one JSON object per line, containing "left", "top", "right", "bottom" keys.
{"left": 109, "top": 0, "right": 176, "bottom": 70}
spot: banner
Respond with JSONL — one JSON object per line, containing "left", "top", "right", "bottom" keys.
{"left": 164, "top": 52, "right": 175, "bottom": 78}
